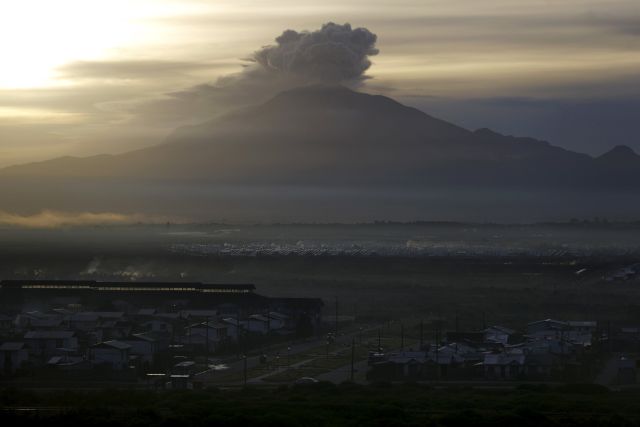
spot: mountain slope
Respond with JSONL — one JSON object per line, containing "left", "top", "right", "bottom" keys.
{"left": 1, "top": 84, "right": 638, "bottom": 189}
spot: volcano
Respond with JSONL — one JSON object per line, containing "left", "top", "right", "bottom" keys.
{"left": 2, "top": 85, "right": 639, "bottom": 221}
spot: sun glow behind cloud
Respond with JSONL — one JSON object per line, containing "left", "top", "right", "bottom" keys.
{"left": 1, "top": 0, "right": 640, "bottom": 164}
{"left": 0, "top": 0, "right": 213, "bottom": 89}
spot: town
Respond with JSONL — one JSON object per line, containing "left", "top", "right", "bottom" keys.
{"left": 1, "top": 279, "right": 639, "bottom": 389}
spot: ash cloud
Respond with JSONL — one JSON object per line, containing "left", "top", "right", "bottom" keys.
{"left": 121, "top": 22, "right": 379, "bottom": 126}
{"left": 253, "top": 22, "right": 378, "bottom": 84}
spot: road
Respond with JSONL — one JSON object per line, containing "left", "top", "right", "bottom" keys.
{"left": 198, "top": 324, "right": 383, "bottom": 385}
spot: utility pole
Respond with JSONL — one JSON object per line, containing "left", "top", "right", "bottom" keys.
{"left": 378, "top": 328, "right": 382, "bottom": 352}
{"left": 455, "top": 313, "right": 459, "bottom": 354}
{"left": 236, "top": 312, "right": 241, "bottom": 360}
{"left": 334, "top": 296, "right": 339, "bottom": 337}
{"left": 400, "top": 323, "right": 405, "bottom": 351}
{"left": 350, "top": 337, "right": 355, "bottom": 382}
{"left": 420, "top": 319, "right": 424, "bottom": 350}
{"left": 205, "top": 316, "right": 210, "bottom": 358}
{"left": 243, "top": 354, "right": 248, "bottom": 387}
{"left": 435, "top": 321, "right": 440, "bottom": 381}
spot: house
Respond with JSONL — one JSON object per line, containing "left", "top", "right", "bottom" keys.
{"left": 368, "top": 351, "right": 428, "bottom": 381}
{"left": 445, "top": 331, "right": 484, "bottom": 345}
{"left": 90, "top": 340, "right": 131, "bottom": 370}
{"left": 24, "top": 331, "right": 78, "bottom": 358}
{"left": 484, "top": 326, "right": 516, "bottom": 345}
{"left": 69, "top": 313, "right": 100, "bottom": 331}
{"left": 142, "top": 312, "right": 182, "bottom": 335}
{"left": 267, "top": 312, "right": 290, "bottom": 330}
{"left": 121, "top": 334, "right": 159, "bottom": 363}
{"left": 567, "top": 321, "right": 597, "bottom": 334}
{"left": 1, "top": 342, "right": 28, "bottom": 374}
{"left": 527, "top": 320, "right": 594, "bottom": 348}
{"left": 482, "top": 349, "right": 525, "bottom": 380}
{"left": 617, "top": 356, "right": 638, "bottom": 384}
{"left": 98, "top": 320, "right": 133, "bottom": 340}
{"left": 527, "top": 319, "right": 567, "bottom": 335}
{"left": 136, "top": 308, "right": 157, "bottom": 317}
{"left": 15, "top": 311, "right": 64, "bottom": 331}
{"left": 181, "top": 310, "right": 218, "bottom": 320}
{"left": 221, "top": 318, "right": 242, "bottom": 340}
{"left": 244, "top": 315, "right": 271, "bottom": 334}
{"left": 183, "top": 321, "right": 230, "bottom": 350}
{"left": 47, "top": 353, "right": 87, "bottom": 370}
{"left": 0, "top": 314, "right": 13, "bottom": 334}
{"left": 612, "top": 326, "right": 640, "bottom": 352}
{"left": 142, "top": 318, "right": 175, "bottom": 335}
{"left": 388, "top": 351, "right": 428, "bottom": 378}
{"left": 523, "top": 353, "right": 554, "bottom": 379}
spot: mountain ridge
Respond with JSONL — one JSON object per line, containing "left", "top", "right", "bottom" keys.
{"left": 1, "top": 84, "right": 638, "bottom": 190}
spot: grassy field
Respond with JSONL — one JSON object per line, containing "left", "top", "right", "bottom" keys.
{"left": 2, "top": 383, "right": 640, "bottom": 426}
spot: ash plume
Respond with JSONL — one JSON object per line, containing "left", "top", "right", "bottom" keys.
{"left": 122, "top": 23, "right": 378, "bottom": 126}
{"left": 253, "top": 22, "right": 378, "bottom": 84}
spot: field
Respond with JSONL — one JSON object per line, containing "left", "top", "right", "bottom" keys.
{"left": 1, "top": 223, "right": 640, "bottom": 328}
{"left": 2, "top": 383, "right": 640, "bottom": 426}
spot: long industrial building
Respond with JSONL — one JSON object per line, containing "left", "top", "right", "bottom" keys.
{"left": 0, "top": 280, "right": 323, "bottom": 322}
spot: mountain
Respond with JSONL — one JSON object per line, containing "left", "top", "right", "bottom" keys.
{"left": 1, "top": 85, "right": 639, "bottom": 221}
{"left": 4, "top": 84, "right": 636, "bottom": 188}
{"left": 596, "top": 145, "right": 640, "bottom": 168}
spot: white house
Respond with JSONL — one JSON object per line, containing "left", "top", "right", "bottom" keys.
{"left": 90, "top": 340, "right": 131, "bottom": 370}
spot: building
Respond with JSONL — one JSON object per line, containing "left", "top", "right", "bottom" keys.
{"left": 24, "top": 330, "right": 78, "bottom": 358}
{"left": 90, "top": 340, "right": 131, "bottom": 370}
{"left": 183, "top": 321, "right": 230, "bottom": 350}
{"left": 1, "top": 342, "right": 28, "bottom": 374}
{"left": 0, "top": 281, "right": 323, "bottom": 328}
{"left": 483, "top": 350, "right": 525, "bottom": 380}
{"left": 121, "top": 334, "right": 160, "bottom": 363}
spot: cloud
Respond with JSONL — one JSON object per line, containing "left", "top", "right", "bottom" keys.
{"left": 253, "top": 22, "right": 378, "bottom": 83}
{"left": 0, "top": 210, "right": 169, "bottom": 228}
{"left": 118, "top": 22, "right": 379, "bottom": 126}
{"left": 56, "top": 60, "right": 231, "bottom": 80}
{"left": 401, "top": 95, "right": 640, "bottom": 156}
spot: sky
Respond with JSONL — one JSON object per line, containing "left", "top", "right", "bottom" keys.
{"left": 1, "top": 0, "right": 640, "bottom": 168}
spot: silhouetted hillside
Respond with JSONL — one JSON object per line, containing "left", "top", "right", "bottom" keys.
{"left": 1, "top": 85, "right": 639, "bottom": 221}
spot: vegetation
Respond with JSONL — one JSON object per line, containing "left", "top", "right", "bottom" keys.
{"left": 2, "top": 383, "right": 639, "bottom": 426}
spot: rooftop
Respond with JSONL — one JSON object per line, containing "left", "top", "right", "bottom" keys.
{"left": 25, "top": 330, "right": 75, "bottom": 339}
{"left": 0, "top": 280, "right": 256, "bottom": 294}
